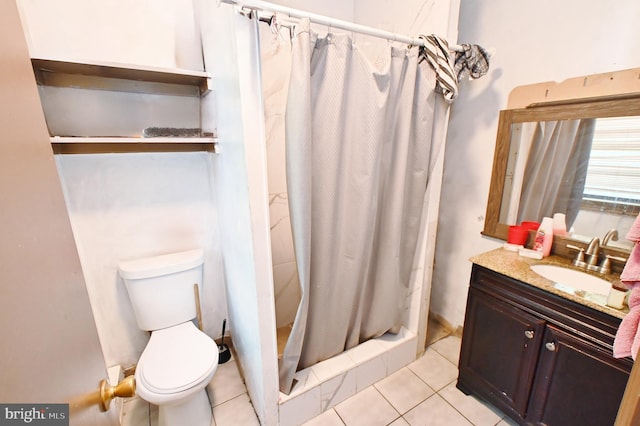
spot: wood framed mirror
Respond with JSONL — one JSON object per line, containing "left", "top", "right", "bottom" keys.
{"left": 482, "top": 94, "right": 640, "bottom": 251}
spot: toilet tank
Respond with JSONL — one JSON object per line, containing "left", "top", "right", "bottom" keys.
{"left": 119, "top": 249, "right": 204, "bottom": 331}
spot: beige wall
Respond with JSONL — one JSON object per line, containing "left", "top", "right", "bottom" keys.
{"left": 0, "top": 1, "right": 116, "bottom": 423}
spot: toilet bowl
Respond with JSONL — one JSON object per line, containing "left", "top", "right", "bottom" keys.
{"left": 119, "top": 249, "right": 217, "bottom": 426}
{"left": 136, "top": 322, "right": 217, "bottom": 426}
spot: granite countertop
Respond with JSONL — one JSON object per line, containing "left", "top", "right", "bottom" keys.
{"left": 470, "top": 248, "right": 629, "bottom": 319}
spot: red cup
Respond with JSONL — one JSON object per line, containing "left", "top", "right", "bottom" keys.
{"left": 520, "top": 221, "right": 540, "bottom": 231}
{"left": 508, "top": 225, "right": 529, "bottom": 245}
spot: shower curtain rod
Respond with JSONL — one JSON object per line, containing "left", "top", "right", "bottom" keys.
{"left": 218, "top": 0, "right": 464, "bottom": 52}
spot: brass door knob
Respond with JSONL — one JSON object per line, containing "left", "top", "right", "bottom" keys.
{"left": 99, "top": 376, "right": 136, "bottom": 412}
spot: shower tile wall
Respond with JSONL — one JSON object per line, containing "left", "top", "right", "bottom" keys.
{"left": 269, "top": 189, "right": 300, "bottom": 328}
{"left": 278, "top": 328, "right": 418, "bottom": 426}
{"left": 262, "top": 31, "right": 301, "bottom": 330}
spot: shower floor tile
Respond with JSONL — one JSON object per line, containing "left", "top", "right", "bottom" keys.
{"left": 123, "top": 335, "right": 515, "bottom": 426}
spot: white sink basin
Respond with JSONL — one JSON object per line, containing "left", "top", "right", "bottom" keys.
{"left": 530, "top": 264, "right": 612, "bottom": 296}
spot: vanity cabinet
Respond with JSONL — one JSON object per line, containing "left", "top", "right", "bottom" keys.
{"left": 457, "top": 264, "right": 632, "bottom": 425}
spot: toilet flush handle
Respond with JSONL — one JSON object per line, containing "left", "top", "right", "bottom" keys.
{"left": 99, "top": 376, "right": 136, "bottom": 412}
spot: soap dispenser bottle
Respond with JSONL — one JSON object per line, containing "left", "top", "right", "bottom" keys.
{"left": 533, "top": 217, "right": 553, "bottom": 257}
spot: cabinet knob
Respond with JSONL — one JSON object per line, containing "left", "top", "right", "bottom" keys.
{"left": 524, "top": 330, "right": 535, "bottom": 339}
{"left": 545, "top": 342, "right": 556, "bottom": 352}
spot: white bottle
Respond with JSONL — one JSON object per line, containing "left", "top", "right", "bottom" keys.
{"left": 552, "top": 213, "right": 567, "bottom": 236}
{"left": 533, "top": 217, "right": 554, "bottom": 257}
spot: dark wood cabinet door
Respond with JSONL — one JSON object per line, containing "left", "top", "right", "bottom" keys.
{"left": 528, "top": 325, "right": 631, "bottom": 426}
{"left": 458, "top": 287, "right": 545, "bottom": 419}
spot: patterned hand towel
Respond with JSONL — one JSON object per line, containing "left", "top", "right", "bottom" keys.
{"left": 454, "top": 44, "right": 490, "bottom": 82}
{"left": 418, "top": 34, "right": 458, "bottom": 103}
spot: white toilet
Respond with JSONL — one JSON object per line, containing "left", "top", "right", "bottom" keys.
{"left": 119, "top": 249, "right": 218, "bottom": 426}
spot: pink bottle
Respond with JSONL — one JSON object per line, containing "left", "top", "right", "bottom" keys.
{"left": 533, "top": 217, "right": 554, "bottom": 257}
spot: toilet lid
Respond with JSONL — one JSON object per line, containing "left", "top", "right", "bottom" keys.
{"left": 138, "top": 322, "right": 217, "bottom": 394}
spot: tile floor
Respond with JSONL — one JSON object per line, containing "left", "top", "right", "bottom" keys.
{"left": 301, "top": 335, "right": 517, "bottom": 426}
{"left": 120, "top": 350, "right": 259, "bottom": 426}
{"left": 122, "top": 332, "right": 517, "bottom": 426}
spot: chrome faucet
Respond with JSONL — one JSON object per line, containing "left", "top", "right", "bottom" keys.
{"left": 602, "top": 229, "right": 619, "bottom": 247}
{"left": 568, "top": 234, "right": 628, "bottom": 274}
{"left": 585, "top": 237, "right": 600, "bottom": 271}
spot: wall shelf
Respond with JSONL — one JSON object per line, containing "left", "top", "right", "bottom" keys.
{"left": 32, "top": 57, "right": 216, "bottom": 154}
{"left": 32, "top": 57, "right": 212, "bottom": 94}
{"left": 50, "top": 137, "right": 218, "bottom": 154}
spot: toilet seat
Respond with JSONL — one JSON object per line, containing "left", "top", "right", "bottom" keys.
{"left": 138, "top": 321, "right": 217, "bottom": 395}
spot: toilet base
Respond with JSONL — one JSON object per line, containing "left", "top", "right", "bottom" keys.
{"left": 158, "top": 389, "right": 212, "bottom": 426}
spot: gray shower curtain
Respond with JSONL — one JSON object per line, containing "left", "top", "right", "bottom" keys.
{"left": 261, "top": 19, "right": 440, "bottom": 394}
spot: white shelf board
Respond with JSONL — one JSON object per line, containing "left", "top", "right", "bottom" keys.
{"left": 50, "top": 137, "right": 217, "bottom": 144}
{"left": 32, "top": 57, "right": 210, "bottom": 80}
{"left": 49, "top": 137, "right": 218, "bottom": 154}
{"left": 32, "top": 57, "right": 212, "bottom": 92}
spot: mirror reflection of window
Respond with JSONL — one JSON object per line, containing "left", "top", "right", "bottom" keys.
{"left": 573, "top": 116, "right": 640, "bottom": 249}
{"left": 583, "top": 116, "right": 640, "bottom": 212}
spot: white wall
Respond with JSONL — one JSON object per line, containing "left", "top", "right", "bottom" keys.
{"left": 18, "top": 0, "right": 203, "bottom": 70}
{"left": 266, "top": 0, "right": 354, "bottom": 19}
{"left": 197, "top": 2, "right": 282, "bottom": 424}
{"left": 17, "top": 0, "right": 227, "bottom": 370}
{"left": 355, "top": 0, "right": 457, "bottom": 38}
{"left": 55, "top": 153, "right": 225, "bottom": 367}
{"left": 433, "top": 0, "right": 640, "bottom": 328}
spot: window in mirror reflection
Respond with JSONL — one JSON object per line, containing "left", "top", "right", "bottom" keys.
{"left": 583, "top": 116, "right": 640, "bottom": 212}
{"left": 502, "top": 116, "right": 640, "bottom": 251}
